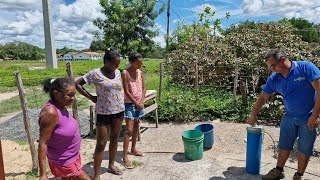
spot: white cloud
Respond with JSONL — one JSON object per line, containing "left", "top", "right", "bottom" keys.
{"left": 52, "top": 0, "right": 103, "bottom": 49}
{"left": 58, "top": 0, "right": 103, "bottom": 24}
{"left": 2, "top": 10, "right": 42, "bottom": 36}
{"left": 0, "top": 0, "right": 39, "bottom": 11}
{"left": 241, "top": 0, "right": 263, "bottom": 14}
{"left": 153, "top": 34, "right": 166, "bottom": 48}
{"left": 154, "top": 23, "right": 166, "bottom": 34}
{"left": 242, "top": 0, "right": 320, "bottom": 23}
{"left": 0, "top": 0, "right": 103, "bottom": 49}
{"left": 191, "top": 4, "right": 216, "bottom": 13}
{"left": 2, "top": 0, "right": 319, "bottom": 51}
{"left": 173, "top": 19, "right": 181, "bottom": 24}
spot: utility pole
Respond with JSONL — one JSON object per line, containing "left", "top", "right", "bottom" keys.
{"left": 42, "top": 0, "right": 57, "bottom": 69}
{"left": 166, "top": 0, "right": 171, "bottom": 55}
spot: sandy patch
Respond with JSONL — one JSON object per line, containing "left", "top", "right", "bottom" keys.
{"left": 0, "top": 91, "right": 18, "bottom": 102}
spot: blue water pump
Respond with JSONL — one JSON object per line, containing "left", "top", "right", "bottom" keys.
{"left": 246, "top": 125, "right": 264, "bottom": 175}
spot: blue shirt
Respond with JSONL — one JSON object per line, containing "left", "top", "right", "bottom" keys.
{"left": 262, "top": 61, "right": 320, "bottom": 116}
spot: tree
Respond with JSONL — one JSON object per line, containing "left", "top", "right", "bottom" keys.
{"left": 167, "top": 21, "right": 319, "bottom": 96}
{"left": 279, "top": 18, "right": 320, "bottom": 43}
{"left": 93, "top": 0, "right": 165, "bottom": 55}
{"left": 144, "top": 44, "right": 165, "bottom": 58}
{"left": 169, "top": 6, "right": 229, "bottom": 51}
{"left": 0, "top": 41, "right": 44, "bottom": 60}
{"left": 89, "top": 39, "right": 106, "bottom": 51}
{"left": 56, "top": 46, "right": 76, "bottom": 55}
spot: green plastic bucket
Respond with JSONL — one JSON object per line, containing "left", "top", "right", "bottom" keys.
{"left": 182, "top": 130, "right": 204, "bottom": 160}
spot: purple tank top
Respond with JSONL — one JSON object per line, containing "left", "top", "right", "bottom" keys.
{"left": 45, "top": 101, "right": 81, "bottom": 166}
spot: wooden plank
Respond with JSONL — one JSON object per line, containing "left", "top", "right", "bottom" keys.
{"left": 155, "top": 108, "right": 159, "bottom": 128}
{"left": 144, "top": 103, "right": 158, "bottom": 115}
{"left": 144, "top": 93, "right": 156, "bottom": 102}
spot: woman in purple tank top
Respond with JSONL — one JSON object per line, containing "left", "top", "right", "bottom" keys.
{"left": 38, "top": 78, "right": 90, "bottom": 180}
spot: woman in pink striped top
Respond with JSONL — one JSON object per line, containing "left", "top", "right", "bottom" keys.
{"left": 121, "top": 52, "right": 146, "bottom": 169}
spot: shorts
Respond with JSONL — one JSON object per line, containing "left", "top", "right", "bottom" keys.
{"left": 48, "top": 155, "right": 83, "bottom": 178}
{"left": 278, "top": 114, "right": 317, "bottom": 156}
{"left": 124, "top": 103, "right": 145, "bottom": 120}
{"left": 96, "top": 111, "right": 124, "bottom": 126}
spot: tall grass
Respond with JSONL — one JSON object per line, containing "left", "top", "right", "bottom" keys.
{"left": 0, "top": 59, "right": 164, "bottom": 117}
{"left": 0, "top": 58, "right": 163, "bottom": 87}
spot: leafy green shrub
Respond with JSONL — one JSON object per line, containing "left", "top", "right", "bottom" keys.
{"left": 145, "top": 84, "right": 254, "bottom": 123}
{"left": 259, "top": 94, "right": 284, "bottom": 123}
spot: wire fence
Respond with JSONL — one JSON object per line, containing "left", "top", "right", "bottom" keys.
{"left": 160, "top": 61, "right": 272, "bottom": 107}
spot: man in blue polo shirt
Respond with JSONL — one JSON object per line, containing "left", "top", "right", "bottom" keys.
{"left": 248, "top": 49, "right": 320, "bottom": 180}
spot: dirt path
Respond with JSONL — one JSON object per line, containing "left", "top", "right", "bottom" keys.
{"left": 2, "top": 120, "right": 320, "bottom": 180}
{"left": 0, "top": 91, "right": 18, "bottom": 102}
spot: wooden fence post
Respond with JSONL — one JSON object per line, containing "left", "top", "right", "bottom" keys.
{"left": 0, "top": 140, "right": 5, "bottom": 180}
{"left": 159, "top": 62, "right": 163, "bottom": 100}
{"left": 14, "top": 71, "right": 38, "bottom": 172}
{"left": 232, "top": 63, "right": 239, "bottom": 107}
{"left": 89, "top": 105, "right": 94, "bottom": 138}
{"left": 66, "top": 61, "right": 79, "bottom": 120}
{"left": 194, "top": 61, "right": 199, "bottom": 102}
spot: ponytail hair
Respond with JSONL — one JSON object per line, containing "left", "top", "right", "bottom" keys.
{"left": 128, "top": 51, "right": 142, "bottom": 62}
{"left": 42, "top": 78, "right": 74, "bottom": 100}
{"left": 104, "top": 48, "right": 120, "bottom": 64}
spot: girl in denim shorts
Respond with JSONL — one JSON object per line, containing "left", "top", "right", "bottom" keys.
{"left": 121, "top": 52, "right": 146, "bottom": 169}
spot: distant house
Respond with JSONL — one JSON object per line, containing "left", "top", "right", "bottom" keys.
{"left": 57, "top": 54, "right": 64, "bottom": 61}
{"left": 61, "top": 52, "right": 103, "bottom": 61}
{"left": 63, "top": 52, "right": 78, "bottom": 61}
{"left": 73, "top": 52, "right": 104, "bottom": 60}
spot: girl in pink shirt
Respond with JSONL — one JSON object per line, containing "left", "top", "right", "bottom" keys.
{"left": 121, "top": 52, "right": 146, "bottom": 169}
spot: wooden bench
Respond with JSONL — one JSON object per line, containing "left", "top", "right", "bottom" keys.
{"left": 143, "top": 90, "right": 159, "bottom": 127}
{"left": 137, "top": 90, "right": 159, "bottom": 141}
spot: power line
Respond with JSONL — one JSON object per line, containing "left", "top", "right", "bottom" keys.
{"left": 171, "top": 0, "right": 186, "bottom": 21}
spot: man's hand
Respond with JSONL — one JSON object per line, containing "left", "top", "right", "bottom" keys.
{"left": 307, "top": 114, "right": 319, "bottom": 130}
{"left": 248, "top": 114, "right": 258, "bottom": 126}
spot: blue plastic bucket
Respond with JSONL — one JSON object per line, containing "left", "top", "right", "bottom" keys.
{"left": 182, "top": 130, "right": 204, "bottom": 160}
{"left": 194, "top": 124, "right": 214, "bottom": 149}
{"left": 246, "top": 126, "right": 263, "bottom": 175}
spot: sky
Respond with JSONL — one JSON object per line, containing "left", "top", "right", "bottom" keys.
{"left": 0, "top": 0, "right": 320, "bottom": 50}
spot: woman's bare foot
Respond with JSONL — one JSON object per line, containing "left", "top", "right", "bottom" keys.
{"left": 130, "top": 149, "right": 144, "bottom": 157}
{"left": 93, "top": 175, "right": 100, "bottom": 180}
{"left": 107, "top": 165, "right": 123, "bottom": 175}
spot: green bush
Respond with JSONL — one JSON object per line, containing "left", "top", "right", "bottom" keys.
{"left": 144, "top": 84, "right": 254, "bottom": 123}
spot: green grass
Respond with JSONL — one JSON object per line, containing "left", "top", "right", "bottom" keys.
{"left": 0, "top": 86, "right": 16, "bottom": 93}
{"left": 0, "top": 58, "right": 163, "bottom": 87}
{"left": 13, "top": 139, "right": 28, "bottom": 146}
{"left": 25, "top": 161, "right": 52, "bottom": 180}
{"left": 0, "top": 87, "right": 47, "bottom": 117}
{"left": 132, "top": 160, "right": 144, "bottom": 167}
{"left": 0, "top": 59, "right": 164, "bottom": 117}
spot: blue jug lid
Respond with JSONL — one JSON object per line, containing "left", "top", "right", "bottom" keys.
{"left": 247, "top": 125, "right": 264, "bottom": 133}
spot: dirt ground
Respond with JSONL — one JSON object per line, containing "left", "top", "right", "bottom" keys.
{"left": 0, "top": 91, "right": 18, "bottom": 103}
{"left": 2, "top": 120, "right": 320, "bottom": 180}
